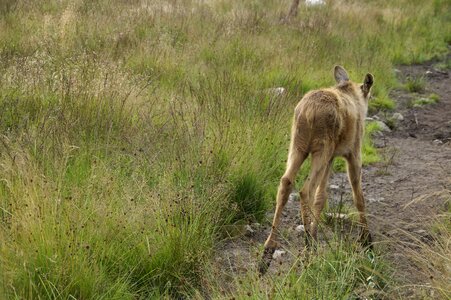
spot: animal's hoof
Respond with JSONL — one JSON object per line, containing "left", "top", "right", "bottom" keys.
{"left": 360, "top": 231, "right": 373, "bottom": 250}
{"left": 258, "top": 247, "right": 276, "bottom": 276}
{"left": 304, "top": 232, "right": 317, "bottom": 251}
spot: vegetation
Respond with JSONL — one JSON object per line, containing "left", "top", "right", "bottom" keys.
{"left": 213, "top": 240, "right": 392, "bottom": 299}
{"left": 369, "top": 94, "right": 396, "bottom": 111}
{"left": 412, "top": 93, "right": 440, "bottom": 107}
{"left": 434, "top": 57, "right": 451, "bottom": 71}
{"left": 390, "top": 199, "right": 451, "bottom": 299}
{"left": 0, "top": 0, "right": 450, "bottom": 298}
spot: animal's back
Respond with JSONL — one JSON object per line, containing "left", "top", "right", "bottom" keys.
{"left": 293, "top": 87, "right": 361, "bottom": 154}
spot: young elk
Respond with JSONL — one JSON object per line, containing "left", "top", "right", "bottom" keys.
{"left": 260, "top": 66, "right": 374, "bottom": 274}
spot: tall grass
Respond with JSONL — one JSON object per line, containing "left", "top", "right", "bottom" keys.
{"left": 0, "top": 0, "right": 450, "bottom": 298}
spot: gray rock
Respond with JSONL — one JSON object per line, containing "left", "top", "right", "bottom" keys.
{"left": 433, "top": 139, "right": 443, "bottom": 145}
{"left": 368, "top": 197, "right": 384, "bottom": 203}
{"left": 373, "top": 139, "right": 386, "bottom": 148}
{"left": 244, "top": 225, "right": 255, "bottom": 236}
{"left": 375, "top": 121, "right": 391, "bottom": 132}
{"left": 329, "top": 184, "right": 340, "bottom": 190}
{"left": 325, "top": 213, "right": 348, "bottom": 220}
{"left": 295, "top": 224, "right": 305, "bottom": 232}
{"left": 374, "top": 131, "right": 385, "bottom": 138}
{"left": 392, "top": 112, "right": 404, "bottom": 121}
{"left": 273, "top": 250, "right": 286, "bottom": 260}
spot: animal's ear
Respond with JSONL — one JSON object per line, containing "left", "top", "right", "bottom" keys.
{"left": 362, "top": 73, "right": 374, "bottom": 95}
{"left": 334, "top": 65, "right": 349, "bottom": 83}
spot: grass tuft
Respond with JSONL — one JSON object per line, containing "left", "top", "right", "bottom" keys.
{"left": 228, "top": 173, "right": 268, "bottom": 223}
{"left": 412, "top": 96, "right": 439, "bottom": 107}
{"left": 404, "top": 76, "right": 426, "bottom": 93}
{"left": 369, "top": 95, "right": 396, "bottom": 111}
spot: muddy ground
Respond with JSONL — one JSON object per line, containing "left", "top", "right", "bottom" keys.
{"left": 215, "top": 56, "right": 451, "bottom": 299}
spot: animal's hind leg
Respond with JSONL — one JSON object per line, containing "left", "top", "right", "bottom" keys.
{"left": 300, "top": 149, "right": 332, "bottom": 248}
{"left": 299, "top": 178, "right": 314, "bottom": 250}
{"left": 260, "top": 147, "right": 307, "bottom": 274}
{"left": 310, "top": 157, "right": 333, "bottom": 241}
{"left": 345, "top": 153, "right": 372, "bottom": 249}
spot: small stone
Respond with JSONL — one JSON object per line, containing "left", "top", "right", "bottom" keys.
{"left": 433, "top": 139, "right": 443, "bottom": 145}
{"left": 394, "top": 68, "right": 401, "bottom": 73}
{"left": 375, "top": 121, "right": 391, "bottom": 132}
{"left": 368, "top": 197, "right": 384, "bottom": 203}
{"left": 273, "top": 250, "right": 286, "bottom": 260}
{"left": 392, "top": 112, "right": 404, "bottom": 121}
{"left": 325, "top": 213, "right": 348, "bottom": 220}
{"left": 365, "top": 117, "right": 374, "bottom": 121}
{"left": 374, "top": 131, "right": 385, "bottom": 138}
{"left": 244, "top": 225, "right": 255, "bottom": 236}
{"left": 305, "top": 0, "right": 325, "bottom": 6}
{"left": 368, "top": 281, "right": 376, "bottom": 289}
{"left": 267, "top": 87, "right": 286, "bottom": 97}
{"left": 295, "top": 224, "right": 305, "bottom": 232}
{"left": 373, "top": 140, "right": 386, "bottom": 148}
{"left": 425, "top": 70, "right": 433, "bottom": 75}
{"left": 329, "top": 184, "right": 340, "bottom": 190}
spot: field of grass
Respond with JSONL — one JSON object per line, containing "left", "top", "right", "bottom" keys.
{"left": 0, "top": 0, "right": 450, "bottom": 298}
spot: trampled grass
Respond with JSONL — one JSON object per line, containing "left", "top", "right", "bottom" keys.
{"left": 0, "top": 0, "right": 450, "bottom": 298}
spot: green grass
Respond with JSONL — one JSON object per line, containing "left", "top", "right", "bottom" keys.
{"left": 428, "top": 93, "right": 441, "bottom": 102}
{"left": 412, "top": 95, "right": 440, "bottom": 107}
{"left": 369, "top": 94, "right": 396, "bottom": 111}
{"left": 0, "top": 0, "right": 450, "bottom": 298}
{"left": 404, "top": 76, "right": 426, "bottom": 93}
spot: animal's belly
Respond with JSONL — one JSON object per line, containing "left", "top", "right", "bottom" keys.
{"left": 333, "top": 143, "right": 352, "bottom": 157}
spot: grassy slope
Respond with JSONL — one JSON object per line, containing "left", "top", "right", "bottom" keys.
{"left": 0, "top": 0, "right": 450, "bottom": 298}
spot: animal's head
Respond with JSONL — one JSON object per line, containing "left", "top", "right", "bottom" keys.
{"left": 334, "top": 65, "right": 374, "bottom": 102}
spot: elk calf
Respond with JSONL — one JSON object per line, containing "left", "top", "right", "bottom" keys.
{"left": 260, "top": 66, "right": 374, "bottom": 274}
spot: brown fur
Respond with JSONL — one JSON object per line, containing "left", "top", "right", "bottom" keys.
{"left": 259, "top": 66, "right": 374, "bottom": 274}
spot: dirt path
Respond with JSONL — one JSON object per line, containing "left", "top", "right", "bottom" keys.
{"left": 215, "top": 57, "right": 451, "bottom": 298}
